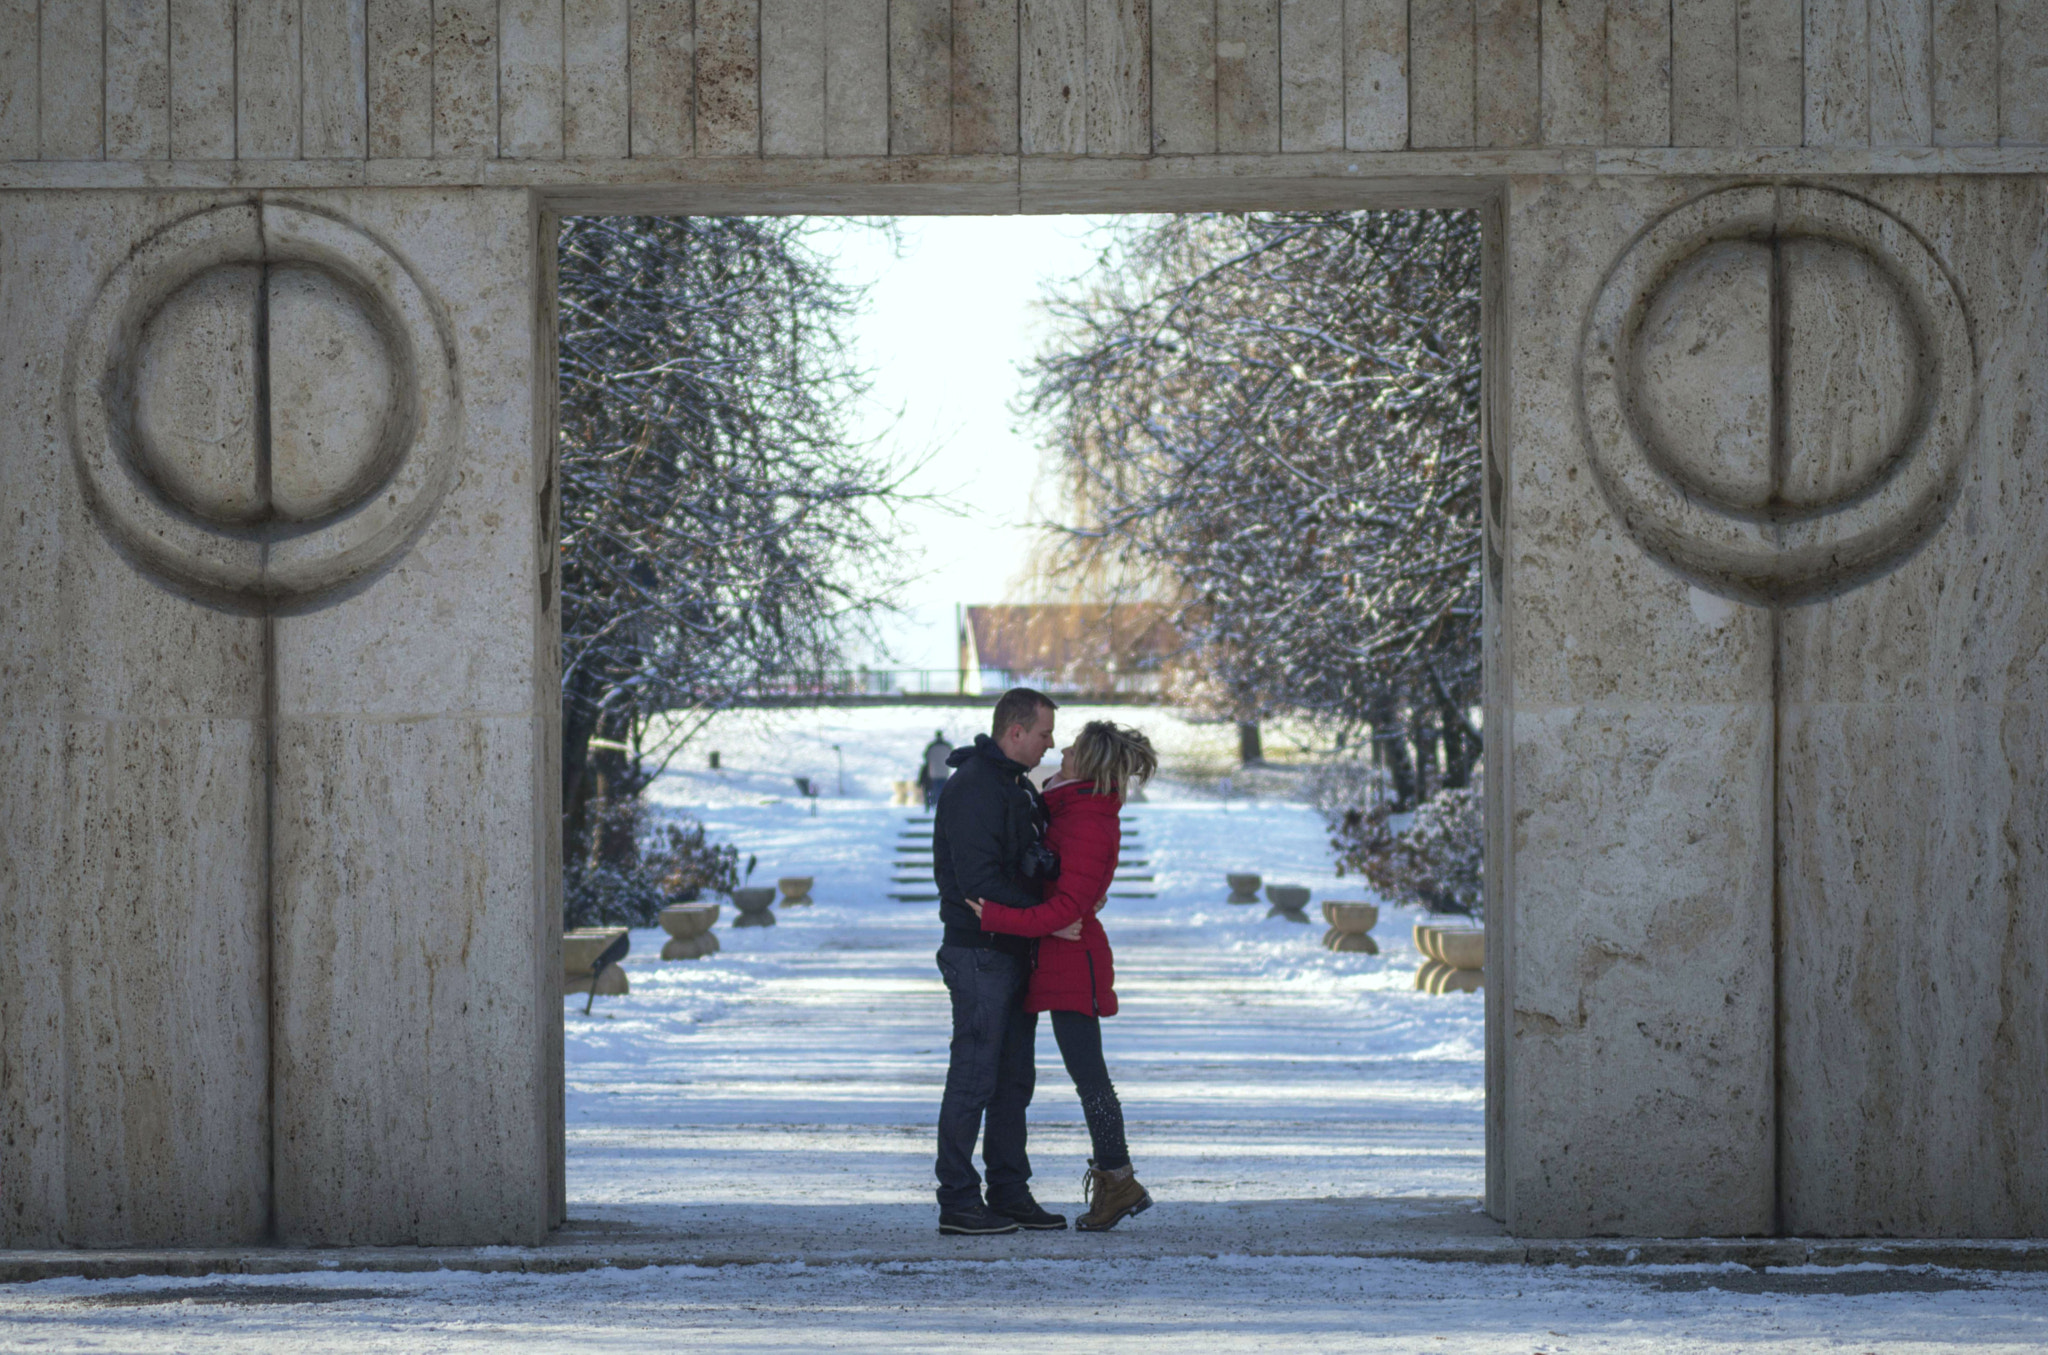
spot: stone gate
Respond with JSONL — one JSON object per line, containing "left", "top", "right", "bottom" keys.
{"left": 2, "top": 1, "right": 2044, "bottom": 1247}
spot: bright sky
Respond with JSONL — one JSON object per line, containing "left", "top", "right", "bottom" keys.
{"left": 802, "top": 215, "right": 1127, "bottom": 672}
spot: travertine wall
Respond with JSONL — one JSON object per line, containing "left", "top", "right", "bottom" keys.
{"left": 1495, "top": 172, "right": 2048, "bottom": 1236}
{"left": 0, "top": 188, "right": 560, "bottom": 1247}
{"left": 0, "top": 0, "right": 2045, "bottom": 181}
{"left": 1, "top": 3, "right": 2044, "bottom": 1247}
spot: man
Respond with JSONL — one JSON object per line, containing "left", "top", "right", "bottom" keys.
{"left": 929, "top": 687, "right": 1065, "bottom": 1234}
{"left": 918, "top": 728, "right": 952, "bottom": 809}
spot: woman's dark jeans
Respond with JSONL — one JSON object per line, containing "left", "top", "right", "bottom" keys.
{"left": 934, "top": 944, "right": 1038, "bottom": 1210}
{"left": 1050, "top": 1009, "right": 1130, "bottom": 1171}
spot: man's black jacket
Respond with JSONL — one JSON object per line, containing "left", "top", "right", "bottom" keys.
{"left": 932, "top": 735, "right": 1047, "bottom": 955}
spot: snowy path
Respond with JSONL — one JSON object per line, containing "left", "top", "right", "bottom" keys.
{"left": 7, "top": 1259, "right": 2047, "bottom": 1353}
{"left": 567, "top": 787, "right": 1483, "bottom": 1220}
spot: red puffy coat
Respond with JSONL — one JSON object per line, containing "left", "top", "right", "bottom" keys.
{"left": 977, "top": 780, "right": 1120, "bottom": 1017}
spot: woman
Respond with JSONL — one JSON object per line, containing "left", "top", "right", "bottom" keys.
{"left": 969, "top": 719, "right": 1158, "bottom": 1231}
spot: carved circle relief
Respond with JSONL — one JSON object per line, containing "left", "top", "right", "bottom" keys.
{"left": 66, "top": 202, "right": 462, "bottom": 611}
{"left": 1577, "top": 185, "right": 1978, "bottom": 605}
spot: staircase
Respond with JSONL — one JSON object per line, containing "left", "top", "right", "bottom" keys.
{"left": 888, "top": 810, "right": 1156, "bottom": 901}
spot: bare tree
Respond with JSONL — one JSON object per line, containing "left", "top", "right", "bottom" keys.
{"left": 1024, "top": 211, "right": 1483, "bottom": 805}
{"left": 556, "top": 215, "right": 910, "bottom": 920}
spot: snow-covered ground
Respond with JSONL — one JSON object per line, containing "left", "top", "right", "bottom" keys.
{"left": 574, "top": 703, "right": 1482, "bottom": 1216}
{"left": 7, "top": 1258, "right": 2047, "bottom": 1353}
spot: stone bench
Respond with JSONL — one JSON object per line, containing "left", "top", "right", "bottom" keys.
{"left": 564, "top": 927, "right": 630, "bottom": 997}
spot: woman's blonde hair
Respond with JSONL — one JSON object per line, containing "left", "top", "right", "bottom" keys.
{"left": 1070, "top": 720, "right": 1158, "bottom": 800}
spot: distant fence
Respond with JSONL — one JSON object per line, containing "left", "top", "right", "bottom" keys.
{"left": 734, "top": 669, "right": 1166, "bottom": 706}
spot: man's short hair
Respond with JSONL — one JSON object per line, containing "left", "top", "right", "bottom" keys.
{"left": 991, "top": 687, "right": 1057, "bottom": 741}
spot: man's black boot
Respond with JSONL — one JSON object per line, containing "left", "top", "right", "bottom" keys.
{"left": 989, "top": 1192, "right": 1068, "bottom": 1230}
{"left": 937, "top": 1201, "right": 1021, "bottom": 1235}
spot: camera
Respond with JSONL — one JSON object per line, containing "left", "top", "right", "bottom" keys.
{"left": 1019, "top": 839, "right": 1062, "bottom": 882}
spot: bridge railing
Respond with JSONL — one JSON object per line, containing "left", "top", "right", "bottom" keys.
{"left": 727, "top": 669, "right": 1167, "bottom": 702}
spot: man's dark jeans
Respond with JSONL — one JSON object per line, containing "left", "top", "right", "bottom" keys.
{"left": 934, "top": 943, "right": 1037, "bottom": 1210}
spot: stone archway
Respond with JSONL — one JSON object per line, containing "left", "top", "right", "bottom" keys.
{"left": 4, "top": 3, "right": 2046, "bottom": 1249}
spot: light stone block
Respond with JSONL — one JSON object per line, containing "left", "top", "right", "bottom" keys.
{"left": 697, "top": 0, "right": 763, "bottom": 156}
{"left": 432, "top": 1, "right": 499, "bottom": 156}
{"left": 266, "top": 189, "right": 554, "bottom": 1245}
{"left": 1772, "top": 178, "right": 2048, "bottom": 1235}
{"left": 1216, "top": 0, "right": 1279, "bottom": 153}
{"left": 1343, "top": 0, "right": 1405, "bottom": 151}
{"left": 1475, "top": 0, "right": 1538, "bottom": 149}
{"left": 1280, "top": 0, "right": 1343, "bottom": 153}
{"left": 0, "top": 1, "right": 33, "bottom": 159}
{"left": 1151, "top": 0, "right": 1217, "bottom": 154}
{"left": 565, "top": 0, "right": 631, "bottom": 158}
{"left": 500, "top": 0, "right": 567, "bottom": 159}
{"left": 1022, "top": 0, "right": 1085, "bottom": 155}
{"left": 952, "top": 0, "right": 1021, "bottom": 156}
{"left": 891, "top": 0, "right": 955, "bottom": 155}
{"left": 1738, "top": 0, "right": 1804, "bottom": 146}
{"left": 1498, "top": 176, "right": 1778, "bottom": 1237}
{"left": 1502, "top": 171, "right": 2048, "bottom": 1238}
{"left": 368, "top": 0, "right": 434, "bottom": 158}
{"left": 0, "top": 187, "right": 553, "bottom": 1249}
{"left": 107, "top": 0, "right": 172, "bottom": 160}
{"left": 1671, "top": 0, "right": 1737, "bottom": 148}
{"left": 237, "top": 0, "right": 303, "bottom": 159}
{"left": 628, "top": 0, "right": 695, "bottom": 157}
{"left": 1086, "top": 0, "right": 1149, "bottom": 155}
{"left": 303, "top": 0, "right": 369, "bottom": 158}
{"left": 1539, "top": 0, "right": 1602, "bottom": 146}
{"left": 0, "top": 193, "right": 271, "bottom": 1248}
{"left": 39, "top": 0, "right": 104, "bottom": 159}
{"left": 823, "top": 0, "right": 888, "bottom": 157}
{"left": 1931, "top": 0, "right": 1997, "bottom": 147}
{"left": 1409, "top": 0, "right": 1473, "bottom": 149}
{"left": 762, "top": 0, "right": 827, "bottom": 157}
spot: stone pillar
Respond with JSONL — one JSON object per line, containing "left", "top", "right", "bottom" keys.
{"left": 1495, "top": 176, "right": 1778, "bottom": 1238}
{"left": 0, "top": 189, "right": 560, "bottom": 1247}
{"left": 1496, "top": 174, "right": 2048, "bottom": 1237}
{"left": 1772, "top": 178, "right": 2048, "bottom": 1237}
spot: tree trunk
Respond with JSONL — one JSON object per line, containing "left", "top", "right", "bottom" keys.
{"left": 1237, "top": 720, "right": 1264, "bottom": 766}
{"left": 1370, "top": 693, "right": 1415, "bottom": 811}
{"left": 1410, "top": 708, "right": 1438, "bottom": 805}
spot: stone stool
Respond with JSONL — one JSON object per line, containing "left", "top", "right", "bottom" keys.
{"left": 563, "top": 927, "right": 630, "bottom": 996}
{"left": 1264, "top": 883, "right": 1311, "bottom": 922}
{"left": 1226, "top": 872, "right": 1262, "bottom": 904}
{"left": 777, "top": 876, "right": 814, "bottom": 906}
{"left": 1322, "top": 900, "right": 1380, "bottom": 953}
{"left": 659, "top": 902, "right": 721, "bottom": 960}
{"left": 1413, "top": 922, "right": 1484, "bottom": 992}
{"left": 730, "top": 886, "right": 777, "bottom": 927}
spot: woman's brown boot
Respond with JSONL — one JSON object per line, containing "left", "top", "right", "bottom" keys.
{"left": 1076, "top": 1161, "right": 1151, "bottom": 1231}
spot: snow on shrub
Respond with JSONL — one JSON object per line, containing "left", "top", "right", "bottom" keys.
{"left": 1324, "top": 778, "right": 1484, "bottom": 920}
{"left": 565, "top": 801, "right": 739, "bottom": 929}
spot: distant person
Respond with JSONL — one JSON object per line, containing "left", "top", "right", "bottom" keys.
{"left": 918, "top": 729, "right": 952, "bottom": 809}
{"left": 969, "top": 720, "right": 1158, "bottom": 1231}
{"left": 929, "top": 688, "right": 1064, "bottom": 1235}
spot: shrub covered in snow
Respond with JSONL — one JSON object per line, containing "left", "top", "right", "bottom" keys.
{"left": 1327, "top": 781, "right": 1483, "bottom": 919}
{"left": 565, "top": 802, "right": 739, "bottom": 929}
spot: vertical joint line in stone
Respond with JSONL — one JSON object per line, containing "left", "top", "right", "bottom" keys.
{"left": 1768, "top": 599, "right": 1784, "bottom": 1236}
{"left": 253, "top": 196, "right": 281, "bottom": 1241}
{"left": 260, "top": 606, "right": 280, "bottom": 1240}
{"left": 1766, "top": 192, "right": 1787, "bottom": 512}
{"left": 1765, "top": 185, "right": 1787, "bottom": 1235}
{"left": 254, "top": 211, "right": 274, "bottom": 512}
